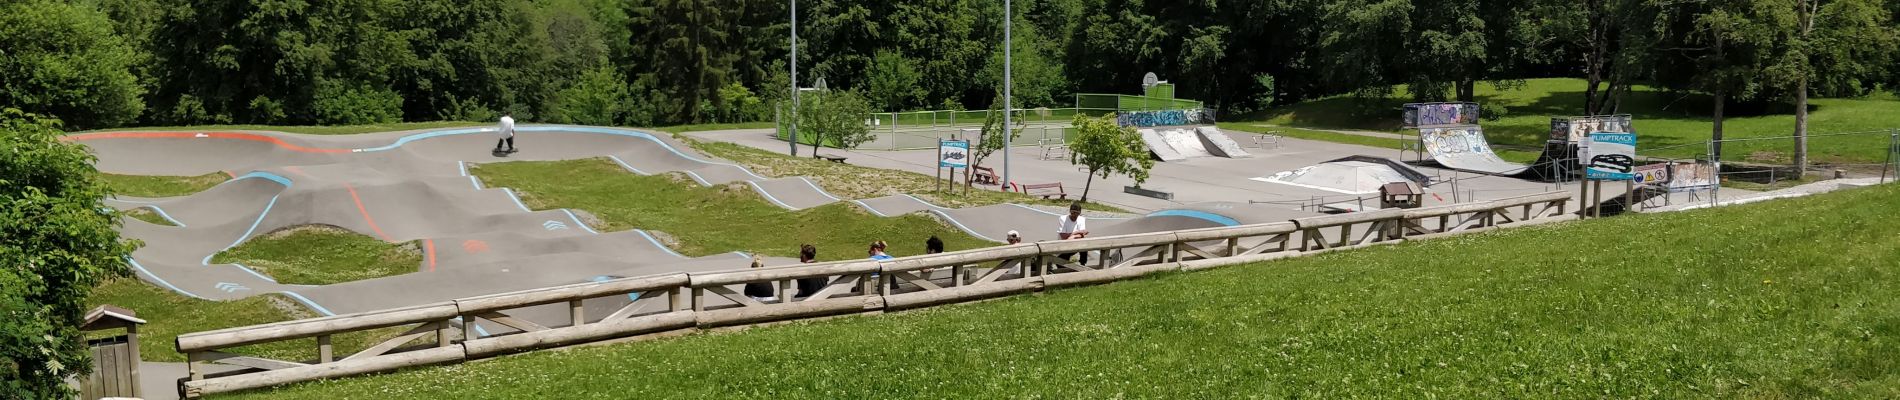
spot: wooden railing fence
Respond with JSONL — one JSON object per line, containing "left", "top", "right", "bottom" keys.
{"left": 174, "top": 191, "right": 1571, "bottom": 397}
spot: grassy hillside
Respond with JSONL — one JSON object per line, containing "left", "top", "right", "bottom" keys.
{"left": 222, "top": 183, "right": 1900, "bottom": 398}
{"left": 1251, "top": 78, "right": 1900, "bottom": 164}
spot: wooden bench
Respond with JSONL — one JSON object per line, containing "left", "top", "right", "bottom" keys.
{"left": 817, "top": 154, "right": 848, "bottom": 164}
{"left": 1017, "top": 183, "right": 1067, "bottom": 200}
{"left": 972, "top": 166, "right": 998, "bottom": 185}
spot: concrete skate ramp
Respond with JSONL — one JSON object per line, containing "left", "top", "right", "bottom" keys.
{"left": 1138, "top": 129, "right": 1186, "bottom": 161}
{"left": 85, "top": 125, "right": 1306, "bottom": 325}
{"left": 1160, "top": 129, "right": 1213, "bottom": 158}
{"left": 1195, "top": 127, "right": 1251, "bottom": 158}
{"left": 1417, "top": 126, "right": 1529, "bottom": 175}
{"left": 1252, "top": 161, "right": 1418, "bottom": 195}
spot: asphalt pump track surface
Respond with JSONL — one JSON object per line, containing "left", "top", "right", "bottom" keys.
{"left": 69, "top": 126, "right": 1313, "bottom": 334}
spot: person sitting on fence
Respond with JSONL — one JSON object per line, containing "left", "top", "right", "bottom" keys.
{"left": 795, "top": 244, "right": 826, "bottom": 298}
{"left": 1056, "top": 202, "right": 1090, "bottom": 268}
{"left": 742, "top": 256, "right": 777, "bottom": 302}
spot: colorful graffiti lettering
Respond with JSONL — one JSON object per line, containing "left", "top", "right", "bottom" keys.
{"left": 1403, "top": 103, "right": 1480, "bottom": 127}
{"left": 1419, "top": 127, "right": 1492, "bottom": 155}
{"left": 1116, "top": 109, "right": 1211, "bottom": 127}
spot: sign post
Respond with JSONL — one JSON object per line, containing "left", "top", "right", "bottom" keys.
{"left": 939, "top": 139, "right": 969, "bottom": 194}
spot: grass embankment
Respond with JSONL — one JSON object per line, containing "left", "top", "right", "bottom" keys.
{"left": 102, "top": 172, "right": 229, "bottom": 197}
{"left": 1247, "top": 78, "right": 1900, "bottom": 164}
{"left": 225, "top": 183, "right": 1900, "bottom": 398}
{"left": 686, "top": 139, "right": 1124, "bottom": 213}
{"left": 473, "top": 159, "right": 995, "bottom": 261}
{"left": 210, "top": 226, "right": 422, "bottom": 285}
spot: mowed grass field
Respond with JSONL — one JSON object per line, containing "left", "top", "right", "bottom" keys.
{"left": 222, "top": 182, "right": 1900, "bottom": 399}
{"left": 1249, "top": 78, "right": 1900, "bottom": 164}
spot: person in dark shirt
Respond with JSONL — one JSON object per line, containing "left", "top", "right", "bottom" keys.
{"left": 742, "top": 256, "right": 777, "bottom": 302}
{"left": 794, "top": 244, "right": 826, "bottom": 298}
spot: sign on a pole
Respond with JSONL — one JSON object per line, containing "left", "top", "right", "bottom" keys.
{"left": 939, "top": 140, "right": 969, "bottom": 168}
{"left": 1583, "top": 132, "right": 1637, "bottom": 180}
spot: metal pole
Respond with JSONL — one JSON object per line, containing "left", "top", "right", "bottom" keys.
{"left": 1001, "top": 0, "right": 1013, "bottom": 190}
{"left": 1884, "top": 129, "right": 1896, "bottom": 184}
{"left": 788, "top": 0, "right": 799, "bottom": 156}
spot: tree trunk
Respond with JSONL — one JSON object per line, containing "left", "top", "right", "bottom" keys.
{"left": 1456, "top": 79, "right": 1476, "bottom": 103}
{"left": 1080, "top": 170, "right": 1096, "bottom": 203}
{"left": 1713, "top": 88, "right": 1726, "bottom": 161}
{"left": 1583, "top": 0, "right": 1605, "bottom": 114}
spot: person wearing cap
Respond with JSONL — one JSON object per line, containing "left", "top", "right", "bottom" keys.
{"left": 1055, "top": 202, "right": 1089, "bottom": 267}
{"left": 1005, "top": 230, "right": 1022, "bottom": 244}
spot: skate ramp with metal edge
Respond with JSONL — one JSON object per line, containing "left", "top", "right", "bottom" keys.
{"left": 71, "top": 125, "right": 1318, "bottom": 332}
{"left": 1195, "top": 127, "right": 1251, "bottom": 158}
{"left": 1417, "top": 126, "right": 1530, "bottom": 176}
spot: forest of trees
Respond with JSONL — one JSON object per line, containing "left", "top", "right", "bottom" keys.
{"left": 2, "top": 0, "right": 1897, "bottom": 131}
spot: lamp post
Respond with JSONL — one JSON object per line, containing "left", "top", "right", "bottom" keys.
{"left": 1001, "top": 0, "right": 1012, "bottom": 190}
{"left": 788, "top": 0, "right": 799, "bottom": 156}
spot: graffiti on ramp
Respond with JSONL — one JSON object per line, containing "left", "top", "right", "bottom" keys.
{"left": 1417, "top": 126, "right": 1529, "bottom": 175}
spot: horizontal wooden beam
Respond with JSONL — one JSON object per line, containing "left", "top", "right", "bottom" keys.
{"left": 184, "top": 346, "right": 464, "bottom": 398}
{"left": 463, "top": 311, "right": 695, "bottom": 358}
{"left": 456, "top": 273, "right": 688, "bottom": 314}
{"left": 690, "top": 261, "right": 880, "bottom": 287}
{"left": 178, "top": 302, "right": 459, "bottom": 352}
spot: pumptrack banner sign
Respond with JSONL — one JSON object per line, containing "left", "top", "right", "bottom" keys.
{"left": 939, "top": 140, "right": 969, "bottom": 168}
{"left": 1583, "top": 132, "right": 1637, "bottom": 180}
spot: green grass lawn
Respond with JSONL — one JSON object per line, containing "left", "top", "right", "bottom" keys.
{"left": 473, "top": 158, "right": 996, "bottom": 260}
{"left": 210, "top": 226, "right": 422, "bottom": 285}
{"left": 102, "top": 172, "right": 229, "bottom": 197}
{"left": 1247, "top": 78, "right": 1900, "bottom": 164}
{"left": 222, "top": 183, "right": 1900, "bottom": 398}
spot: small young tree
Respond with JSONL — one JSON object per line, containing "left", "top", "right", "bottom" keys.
{"left": 1, "top": 109, "right": 138, "bottom": 399}
{"left": 800, "top": 90, "right": 875, "bottom": 157}
{"left": 1068, "top": 113, "right": 1154, "bottom": 203}
{"left": 967, "top": 99, "right": 1021, "bottom": 189}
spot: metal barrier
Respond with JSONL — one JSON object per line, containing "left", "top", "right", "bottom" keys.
{"left": 173, "top": 192, "right": 1574, "bottom": 397}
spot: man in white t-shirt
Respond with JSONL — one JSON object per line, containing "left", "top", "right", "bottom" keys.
{"left": 495, "top": 114, "right": 517, "bottom": 153}
{"left": 1056, "top": 202, "right": 1089, "bottom": 266}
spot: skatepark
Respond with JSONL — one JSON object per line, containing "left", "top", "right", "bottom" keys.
{"left": 70, "top": 119, "right": 1765, "bottom": 398}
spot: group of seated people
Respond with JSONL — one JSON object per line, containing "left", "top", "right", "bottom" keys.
{"left": 743, "top": 202, "right": 1097, "bottom": 302}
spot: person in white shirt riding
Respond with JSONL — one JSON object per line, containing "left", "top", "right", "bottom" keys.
{"left": 495, "top": 114, "right": 516, "bottom": 152}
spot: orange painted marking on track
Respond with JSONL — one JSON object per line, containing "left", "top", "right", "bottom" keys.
{"left": 60, "top": 131, "right": 353, "bottom": 154}
{"left": 222, "top": 170, "right": 237, "bottom": 178}
{"left": 462, "top": 239, "right": 489, "bottom": 254}
{"left": 344, "top": 183, "right": 393, "bottom": 241}
{"left": 425, "top": 239, "right": 437, "bottom": 272}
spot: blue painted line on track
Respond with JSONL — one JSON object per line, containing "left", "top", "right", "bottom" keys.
{"left": 746, "top": 181, "right": 797, "bottom": 209}
{"left": 502, "top": 188, "right": 531, "bottom": 212}
{"left": 280, "top": 292, "right": 337, "bottom": 316}
{"left": 798, "top": 177, "right": 841, "bottom": 201}
{"left": 141, "top": 205, "right": 187, "bottom": 227}
{"left": 927, "top": 209, "right": 1002, "bottom": 242}
{"left": 607, "top": 155, "right": 648, "bottom": 175}
{"left": 633, "top": 230, "right": 685, "bottom": 258}
{"left": 1146, "top": 209, "right": 1242, "bottom": 226}
{"left": 458, "top": 161, "right": 469, "bottom": 176}
{"left": 230, "top": 264, "right": 278, "bottom": 283}
{"left": 467, "top": 175, "right": 482, "bottom": 189}
{"left": 130, "top": 258, "right": 207, "bottom": 300}
{"left": 851, "top": 200, "right": 892, "bottom": 217}
{"left": 205, "top": 194, "right": 283, "bottom": 265}
{"left": 683, "top": 170, "right": 712, "bottom": 186}
{"left": 561, "top": 209, "right": 599, "bottom": 234}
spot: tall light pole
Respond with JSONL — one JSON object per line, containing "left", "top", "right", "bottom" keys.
{"left": 788, "top": 0, "right": 799, "bottom": 156}
{"left": 1001, "top": 0, "right": 1012, "bottom": 189}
